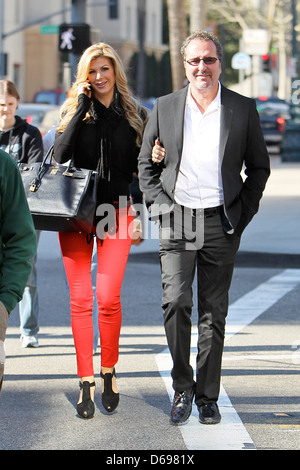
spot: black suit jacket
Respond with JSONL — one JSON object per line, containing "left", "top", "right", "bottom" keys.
{"left": 138, "top": 84, "right": 270, "bottom": 236}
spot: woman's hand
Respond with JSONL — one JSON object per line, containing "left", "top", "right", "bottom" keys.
{"left": 78, "top": 80, "right": 92, "bottom": 98}
{"left": 131, "top": 218, "right": 143, "bottom": 245}
{"left": 152, "top": 138, "right": 165, "bottom": 164}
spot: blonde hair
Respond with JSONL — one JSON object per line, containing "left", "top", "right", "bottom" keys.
{"left": 0, "top": 80, "right": 20, "bottom": 100}
{"left": 57, "top": 43, "right": 146, "bottom": 145}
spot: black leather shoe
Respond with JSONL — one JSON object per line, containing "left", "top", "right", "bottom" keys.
{"left": 101, "top": 368, "right": 119, "bottom": 413}
{"left": 77, "top": 381, "right": 95, "bottom": 419}
{"left": 198, "top": 402, "right": 221, "bottom": 424}
{"left": 170, "top": 382, "right": 196, "bottom": 424}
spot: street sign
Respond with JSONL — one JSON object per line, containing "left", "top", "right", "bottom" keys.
{"left": 232, "top": 52, "right": 251, "bottom": 70}
{"left": 40, "top": 25, "right": 59, "bottom": 35}
{"left": 58, "top": 23, "right": 90, "bottom": 54}
{"left": 242, "top": 29, "right": 268, "bottom": 55}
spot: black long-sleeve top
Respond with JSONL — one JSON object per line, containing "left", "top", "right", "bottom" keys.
{"left": 53, "top": 93, "right": 140, "bottom": 206}
{"left": 0, "top": 116, "right": 43, "bottom": 164}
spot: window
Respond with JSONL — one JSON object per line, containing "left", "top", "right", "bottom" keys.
{"left": 109, "top": 0, "right": 118, "bottom": 19}
{"left": 13, "top": 64, "right": 21, "bottom": 90}
{"left": 14, "top": 0, "right": 20, "bottom": 24}
{"left": 151, "top": 13, "right": 157, "bottom": 44}
{"left": 126, "top": 7, "right": 131, "bottom": 39}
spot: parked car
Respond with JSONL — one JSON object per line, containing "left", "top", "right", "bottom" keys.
{"left": 140, "top": 97, "right": 155, "bottom": 112}
{"left": 33, "top": 88, "right": 67, "bottom": 105}
{"left": 17, "top": 103, "right": 60, "bottom": 136}
{"left": 256, "top": 96, "right": 290, "bottom": 154}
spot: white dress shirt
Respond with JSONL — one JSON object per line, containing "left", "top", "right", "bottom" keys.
{"left": 174, "top": 84, "right": 224, "bottom": 209}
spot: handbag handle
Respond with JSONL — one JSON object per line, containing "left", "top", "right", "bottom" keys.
{"left": 29, "top": 145, "right": 100, "bottom": 192}
{"left": 29, "top": 145, "right": 56, "bottom": 192}
{"left": 30, "top": 145, "right": 82, "bottom": 191}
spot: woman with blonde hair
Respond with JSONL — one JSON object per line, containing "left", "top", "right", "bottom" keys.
{"left": 54, "top": 42, "right": 147, "bottom": 419}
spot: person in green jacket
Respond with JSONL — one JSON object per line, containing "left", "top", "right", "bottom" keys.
{"left": 0, "top": 148, "right": 37, "bottom": 392}
{"left": 0, "top": 80, "right": 43, "bottom": 348}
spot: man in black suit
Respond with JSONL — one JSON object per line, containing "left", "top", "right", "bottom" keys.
{"left": 138, "top": 31, "right": 270, "bottom": 425}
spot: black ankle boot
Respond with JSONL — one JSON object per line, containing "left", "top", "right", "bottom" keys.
{"left": 77, "top": 381, "right": 95, "bottom": 419}
{"left": 101, "top": 368, "right": 119, "bottom": 412}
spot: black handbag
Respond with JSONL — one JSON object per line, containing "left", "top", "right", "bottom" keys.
{"left": 19, "top": 146, "right": 98, "bottom": 235}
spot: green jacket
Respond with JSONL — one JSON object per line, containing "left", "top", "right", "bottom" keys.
{"left": 0, "top": 149, "right": 37, "bottom": 313}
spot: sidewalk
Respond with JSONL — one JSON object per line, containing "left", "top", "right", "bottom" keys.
{"left": 239, "top": 156, "right": 300, "bottom": 255}
{"left": 129, "top": 156, "right": 300, "bottom": 261}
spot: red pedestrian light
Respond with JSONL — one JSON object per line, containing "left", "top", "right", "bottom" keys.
{"left": 261, "top": 54, "right": 271, "bottom": 72}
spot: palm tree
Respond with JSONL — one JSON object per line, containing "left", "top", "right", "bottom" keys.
{"left": 137, "top": 0, "right": 146, "bottom": 98}
{"left": 167, "top": 0, "right": 188, "bottom": 90}
{"left": 190, "top": 0, "right": 206, "bottom": 31}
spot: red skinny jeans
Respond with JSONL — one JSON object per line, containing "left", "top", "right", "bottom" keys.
{"left": 59, "top": 207, "right": 133, "bottom": 377}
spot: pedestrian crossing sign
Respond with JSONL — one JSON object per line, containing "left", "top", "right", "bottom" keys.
{"left": 58, "top": 23, "right": 90, "bottom": 54}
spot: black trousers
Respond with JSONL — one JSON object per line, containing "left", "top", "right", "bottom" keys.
{"left": 159, "top": 206, "right": 240, "bottom": 407}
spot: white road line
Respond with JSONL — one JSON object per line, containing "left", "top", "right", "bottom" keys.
{"left": 156, "top": 269, "right": 300, "bottom": 450}
{"left": 225, "top": 269, "right": 300, "bottom": 342}
{"left": 222, "top": 354, "right": 295, "bottom": 361}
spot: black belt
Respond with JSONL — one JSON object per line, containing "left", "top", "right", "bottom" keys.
{"left": 183, "top": 205, "right": 222, "bottom": 218}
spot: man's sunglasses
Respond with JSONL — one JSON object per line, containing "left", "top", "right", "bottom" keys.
{"left": 185, "top": 57, "right": 220, "bottom": 66}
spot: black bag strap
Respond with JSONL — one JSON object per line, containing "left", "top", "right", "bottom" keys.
{"left": 29, "top": 145, "right": 101, "bottom": 192}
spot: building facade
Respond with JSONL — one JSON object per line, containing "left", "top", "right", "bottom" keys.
{"left": 1, "top": 0, "right": 166, "bottom": 102}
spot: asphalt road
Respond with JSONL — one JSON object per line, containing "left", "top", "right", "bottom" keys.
{"left": 0, "top": 236, "right": 299, "bottom": 452}
{"left": 0, "top": 157, "right": 299, "bottom": 453}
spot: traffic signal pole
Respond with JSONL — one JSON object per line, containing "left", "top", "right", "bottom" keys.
{"left": 69, "top": 0, "right": 87, "bottom": 81}
{"left": 0, "top": 0, "right": 88, "bottom": 81}
{"left": 0, "top": 1, "right": 113, "bottom": 81}
{"left": 59, "top": 2, "right": 114, "bottom": 88}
